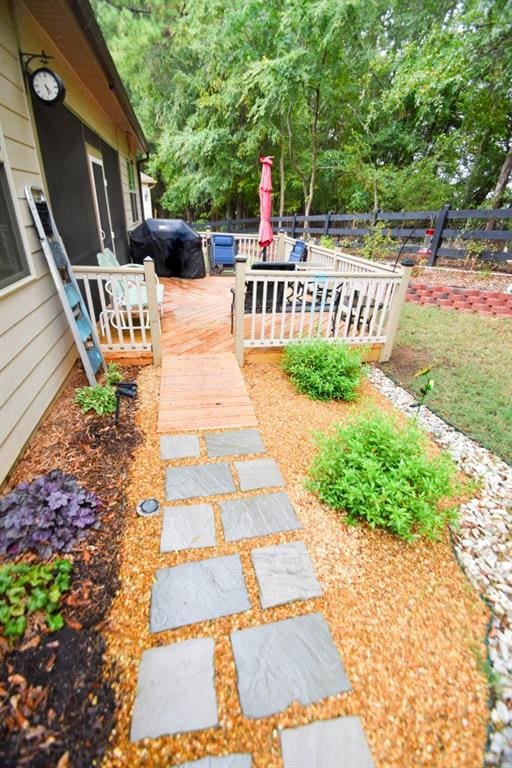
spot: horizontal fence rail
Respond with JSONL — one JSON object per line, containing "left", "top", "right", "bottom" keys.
{"left": 74, "top": 261, "right": 161, "bottom": 362}
{"left": 196, "top": 206, "right": 511, "bottom": 265}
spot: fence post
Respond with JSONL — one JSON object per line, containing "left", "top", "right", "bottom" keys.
{"left": 380, "top": 256, "right": 415, "bottom": 362}
{"left": 277, "top": 229, "right": 285, "bottom": 260}
{"left": 427, "top": 204, "right": 450, "bottom": 266}
{"left": 143, "top": 257, "right": 162, "bottom": 366}
{"left": 291, "top": 214, "right": 297, "bottom": 239}
{"left": 323, "top": 212, "right": 331, "bottom": 237}
{"left": 234, "top": 256, "right": 247, "bottom": 367}
{"left": 204, "top": 225, "right": 212, "bottom": 273}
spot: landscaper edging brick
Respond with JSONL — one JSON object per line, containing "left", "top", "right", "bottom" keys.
{"left": 406, "top": 284, "right": 512, "bottom": 317}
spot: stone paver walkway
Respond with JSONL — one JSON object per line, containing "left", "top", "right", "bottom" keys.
{"left": 130, "top": 427, "right": 375, "bottom": 767}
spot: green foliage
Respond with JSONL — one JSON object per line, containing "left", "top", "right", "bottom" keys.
{"left": 282, "top": 340, "right": 364, "bottom": 401}
{"left": 319, "top": 235, "right": 336, "bottom": 250}
{"left": 412, "top": 366, "right": 435, "bottom": 419}
{"left": 91, "top": 0, "right": 512, "bottom": 216}
{"left": 105, "top": 362, "right": 123, "bottom": 386}
{"left": 74, "top": 385, "right": 116, "bottom": 416}
{"left": 0, "top": 559, "right": 72, "bottom": 641}
{"left": 361, "top": 222, "right": 395, "bottom": 261}
{"left": 308, "top": 411, "right": 457, "bottom": 540}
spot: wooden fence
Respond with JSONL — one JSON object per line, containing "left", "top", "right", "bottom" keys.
{"left": 197, "top": 206, "right": 512, "bottom": 265}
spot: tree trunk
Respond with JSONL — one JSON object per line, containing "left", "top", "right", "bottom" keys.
{"left": 490, "top": 143, "right": 512, "bottom": 208}
{"left": 279, "top": 145, "right": 285, "bottom": 220}
{"left": 304, "top": 86, "right": 321, "bottom": 218}
{"left": 486, "top": 139, "right": 512, "bottom": 231}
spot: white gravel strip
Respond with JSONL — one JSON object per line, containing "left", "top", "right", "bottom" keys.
{"left": 368, "top": 366, "right": 512, "bottom": 768}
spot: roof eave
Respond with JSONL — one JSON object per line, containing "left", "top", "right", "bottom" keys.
{"left": 67, "top": 0, "right": 149, "bottom": 154}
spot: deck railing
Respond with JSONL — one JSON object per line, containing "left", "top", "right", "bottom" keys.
{"left": 232, "top": 238, "right": 414, "bottom": 364}
{"left": 74, "top": 258, "right": 162, "bottom": 364}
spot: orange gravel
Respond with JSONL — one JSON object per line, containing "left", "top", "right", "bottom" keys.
{"left": 101, "top": 363, "right": 489, "bottom": 768}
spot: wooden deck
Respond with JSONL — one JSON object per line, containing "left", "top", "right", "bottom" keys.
{"left": 157, "top": 277, "right": 257, "bottom": 432}
{"left": 160, "top": 276, "right": 235, "bottom": 355}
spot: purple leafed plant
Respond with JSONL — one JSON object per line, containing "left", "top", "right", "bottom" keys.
{"left": 0, "top": 470, "right": 101, "bottom": 559}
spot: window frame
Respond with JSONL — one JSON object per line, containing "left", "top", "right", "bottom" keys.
{"left": 126, "top": 157, "right": 139, "bottom": 224}
{"left": 0, "top": 128, "right": 32, "bottom": 294}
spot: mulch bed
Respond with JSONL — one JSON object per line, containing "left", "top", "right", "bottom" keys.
{"left": 101, "top": 365, "right": 489, "bottom": 768}
{"left": 0, "top": 364, "right": 142, "bottom": 768}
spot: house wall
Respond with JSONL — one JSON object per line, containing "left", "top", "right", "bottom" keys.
{"left": 15, "top": 0, "right": 142, "bottom": 258}
{"left": 0, "top": 0, "right": 145, "bottom": 485}
{"left": 0, "top": 0, "right": 76, "bottom": 485}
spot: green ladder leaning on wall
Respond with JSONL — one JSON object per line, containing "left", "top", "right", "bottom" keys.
{"left": 25, "top": 186, "right": 106, "bottom": 386}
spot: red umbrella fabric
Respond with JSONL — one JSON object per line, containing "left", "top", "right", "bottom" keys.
{"left": 258, "top": 155, "right": 274, "bottom": 249}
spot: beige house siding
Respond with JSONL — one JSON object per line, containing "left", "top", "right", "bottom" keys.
{"left": 0, "top": 0, "right": 144, "bottom": 485}
{"left": 14, "top": 0, "right": 142, "bottom": 234}
{"left": 0, "top": 0, "right": 76, "bottom": 485}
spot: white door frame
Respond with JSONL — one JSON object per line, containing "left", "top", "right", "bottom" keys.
{"left": 87, "top": 150, "right": 116, "bottom": 256}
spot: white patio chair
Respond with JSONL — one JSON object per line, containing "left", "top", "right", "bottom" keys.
{"left": 96, "top": 249, "right": 164, "bottom": 333}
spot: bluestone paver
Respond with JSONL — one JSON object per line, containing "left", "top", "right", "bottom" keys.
{"left": 220, "top": 492, "right": 301, "bottom": 542}
{"left": 150, "top": 555, "right": 250, "bottom": 632}
{"left": 165, "top": 462, "right": 235, "bottom": 501}
{"left": 230, "top": 613, "right": 350, "bottom": 717}
{"left": 178, "top": 755, "right": 252, "bottom": 768}
{"left": 130, "top": 638, "right": 217, "bottom": 741}
{"left": 205, "top": 429, "right": 265, "bottom": 458}
{"left": 234, "top": 458, "right": 285, "bottom": 491}
{"left": 279, "top": 716, "right": 375, "bottom": 768}
{"left": 160, "top": 434, "right": 200, "bottom": 460}
{"left": 160, "top": 504, "right": 216, "bottom": 552}
{"left": 251, "top": 541, "right": 322, "bottom": 608}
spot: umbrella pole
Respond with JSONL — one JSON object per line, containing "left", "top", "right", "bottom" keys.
{"left": 262, "top": 246, "right": 267, "bottom": 262}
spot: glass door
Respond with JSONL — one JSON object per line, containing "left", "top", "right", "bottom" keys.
{"left": 88, "top": 153, "right": 115, "bottom": 255}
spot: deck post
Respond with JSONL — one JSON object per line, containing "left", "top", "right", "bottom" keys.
{"left": 277, "top": 229, "right": 285, "bottom": 261}
{"left": 234, "top": 256, "right": 247, "bottom": 366}
{"left": 144, "top": 257, "right": 162, "bottom": 366}
{"left": 380, "top": 257, "right": 415, "bottom": 362}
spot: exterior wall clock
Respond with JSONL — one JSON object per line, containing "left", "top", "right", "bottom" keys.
{"left": 30, "top": 67, "right": 66, "bottom": 106}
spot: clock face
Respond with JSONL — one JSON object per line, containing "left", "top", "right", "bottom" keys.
{"left": 30, "top": 67, "right": 65, "bottom": 105}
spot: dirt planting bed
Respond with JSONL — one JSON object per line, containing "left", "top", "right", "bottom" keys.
{"left": 0, "top": 364, "right": 142, "bottom": 768}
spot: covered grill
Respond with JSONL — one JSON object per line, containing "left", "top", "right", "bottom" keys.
{"left": 129, "top": 218, "right": 205, "bottom": 278}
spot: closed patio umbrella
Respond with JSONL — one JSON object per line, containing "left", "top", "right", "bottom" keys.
{"left": 258, "top": 155, "right": 273, "bottom": 261}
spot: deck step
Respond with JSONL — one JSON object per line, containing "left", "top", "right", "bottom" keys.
{"left": 158, "top": 353, "right": 257, "bottom": 432}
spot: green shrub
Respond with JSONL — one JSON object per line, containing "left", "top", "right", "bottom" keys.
{"left": 282, "top": 340, "right": 365, "bottom": 401}
{"left": 308, "top": 411, "right": 457, "bottom": 540}
{"left": 0, "top": 559, "right": 72, "bottom": 641}
{"left": 74, "top": 385, "right": 116, "bottom": 415}
{"left": 319, "top": 235, "right": 336, "bottom": 250}
{"left": 105, "top": 362, "right": 123, "bottom": 386}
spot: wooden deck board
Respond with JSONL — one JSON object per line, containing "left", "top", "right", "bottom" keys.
{"left": 158, "top": 351, "right": 257, "bottom": 433}
{"left": 160, "top": 276, "right": 235, "bottom": 356}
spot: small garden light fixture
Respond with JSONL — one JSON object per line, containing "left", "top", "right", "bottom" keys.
{"left": 136, "top": 498, "right": 160, "bottom": 517}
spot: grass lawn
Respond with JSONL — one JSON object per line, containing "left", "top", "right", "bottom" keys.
{"left": 380, "top": 303, "right": 512, "bottom": 465}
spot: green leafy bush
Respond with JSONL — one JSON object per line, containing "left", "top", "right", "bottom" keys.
{"left": 308, "top": 411, "right": 457, "bottom": 540}
{"left": 0, "top": 559, "right": 72, "bottom": 640}
{"left": 282, "top": 340, "right": 364, "bottom": 401}
{"left": 75, "top": 385, "right": 116, "bottom": 415}
{"left": 105, "top": 362, "right": 123, "bottom": 386}
{"left": 319, "top": 235, "right": 336, "bottom": 250}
